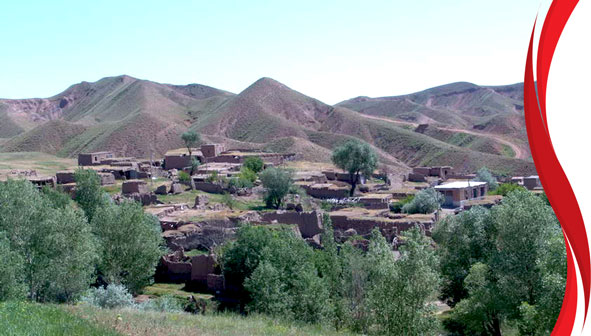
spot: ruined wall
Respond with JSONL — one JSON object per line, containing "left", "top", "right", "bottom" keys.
{"left": 260, "top": 211, "right": 323, "bottom": 238}
{"left": 194, "top": 182, "right": 224, "bottom": 194}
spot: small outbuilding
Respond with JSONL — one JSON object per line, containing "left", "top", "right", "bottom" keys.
{"left": 435, "top": 181, "right": 488, "bottom": 207}
{"left": 78, "top": 152, "right": 115, "bottom": 166}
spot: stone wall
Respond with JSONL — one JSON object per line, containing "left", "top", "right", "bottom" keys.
{"left": 122, "top": 180, "right": 148, "bottom": 194}
{"left": 194, "top": 181, "right": 225, "bottom": 194}
{"left": 260, "top": 211, "right": 323, "bottom": 238}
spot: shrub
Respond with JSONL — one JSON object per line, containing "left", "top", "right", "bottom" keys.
{"left": 80, "top": 284, "right": 135, "bottom": 309}
{"left": 228, "top": 177, "right": 253, "bottom": 189}
{"left": 239, "top": 167, "right": 257, "bottom": 183}
{"left": 475, "top": 167, "right": 498, "bottom": 190}
{"left": 243, "top": 156, "right": 264, "bottom": 173}
{"left": 389, "top": 195, "right": 414, "bottom": 213}
{"left": 178, "top": 171, "right": 191, "bottom": 184}
{"left": 488, "top": 182, "right": 525, "bottom": 196}
{"left": 138, "top": 295, "right": 183, "bottom": 313}
{"left": 402, "top": 188, "right": 443, "bottom": 214}
{"left": 260, "top": 167, "right": 293, "bottom": 209}
{"left": 221, "top": 192, "right": 236, "bottom": 210}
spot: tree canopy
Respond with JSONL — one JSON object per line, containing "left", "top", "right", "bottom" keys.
{"left": 331, "top": 140, "right": 378, "bottom": 196}
{"left": 434, "top": 189, "right": 565, "bottom": 335}
{"left": 259, "top": 167, "right": 293, "bottom": 209}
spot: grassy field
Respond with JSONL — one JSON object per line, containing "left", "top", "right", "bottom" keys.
{"left": 0, "top": 301, "right": 119, "bottom": 336}
{"left": 1, "top": 301, "right": 354, "bottom": 336}
{"left": 68, "top": 305, "right": 354, "bottom": 336}
{"left": 142, "top": 283, "right": 213, "bottom": 301}
{"left": 0, "top": 152, "right": 77, "bottom": 176}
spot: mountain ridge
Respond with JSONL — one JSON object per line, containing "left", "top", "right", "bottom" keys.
{"left": 0, "top": 76, "right": 535, "bottom": 175}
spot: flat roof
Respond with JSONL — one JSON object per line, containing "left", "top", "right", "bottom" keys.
{"left": 434, "top": 181, "right": 487, "bottom": 189}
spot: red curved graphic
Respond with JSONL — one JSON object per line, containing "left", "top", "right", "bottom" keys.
{"left": 524, "top": 1, "right": 588, "bottom": 334}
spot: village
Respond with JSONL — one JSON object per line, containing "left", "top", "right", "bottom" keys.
{"left": 0, "top": 141, "right": 544, "bottom": 301}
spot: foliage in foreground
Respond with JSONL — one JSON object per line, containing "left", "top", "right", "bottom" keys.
{"left": 0, "top": 171, "right": 165, "bottom": 303}
{"left": 0, "top": 179, "right": 97, "bottom": 302}
{"left": 434, "top": 189, "right": 565, "bottom": 335}
{"left": 0, "top": 301, "right": 119, "bottom": 336}
{"left": 220, "top": 219, "right": 440, "bottom": 335}
{"left": 92, "top": 201, "right": 165, "bottom": 293}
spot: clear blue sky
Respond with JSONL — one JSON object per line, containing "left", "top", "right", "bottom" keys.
{"left": 0, "top": 0, "right": 541, "bottom": 104}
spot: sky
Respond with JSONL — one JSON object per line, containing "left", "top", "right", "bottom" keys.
{"left": 0, "top": 0, "right": 541, "bottom": 104}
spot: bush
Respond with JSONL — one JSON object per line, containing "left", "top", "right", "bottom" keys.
{"left": 228, "top": 177, "right": 253, "bottom": 189}
{"left": 488, "top": 182, "right": 525, "bottom": 196}
{"left": 389, "top": 195, "right": 414, "bottom": 213}
{"left": 260, "top": 167, "right": 293, "bottom": 209}
{"left": 221, "top": 192, "right": 236, "bottom": 210}
{"left": 402, "top": 188, "right": 443, "bottom": 214}
{"left": 80, "top": 284, "right": 135, "bottom": 309}
{"left": 475, "top": 167, "right": 498, "bottom": 190}
{"left": 239, "top": 167, "right": 257, "bottom": 183}
{"left": 243, "top": 156, "right": 264, "bottom": 173}
{"left": 206, "top": 171, "right": 219, "bottom": 183}
{"left": 138, "top": 295, "right": 183, "bottom": 313}
{"left": 178, "top": 171, "right": 191, "bottom": 184}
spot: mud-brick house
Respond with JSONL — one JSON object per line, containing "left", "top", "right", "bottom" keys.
{"left": 78, "top": 152, "right": 115, "bottom": 166}
{"left": 164, "top": 148, "right": 204, "bottom": 170}
{"left": 523, "top": 175, "right": 542, "bottom": 190}
{"left": 200, "top": 144, "right": 225, "bottom": 159}
{"left": 434, "top": 181, "right": 488, "bottom": 207}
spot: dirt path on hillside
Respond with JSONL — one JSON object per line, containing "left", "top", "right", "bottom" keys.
{"left": 359, "top": 114, "right": 527, "bottom": 160}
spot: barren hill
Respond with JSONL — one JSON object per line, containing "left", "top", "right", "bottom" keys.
{"left": 1, "top": 76, "right": 536, "bottom": 176}
{"left": 338, "top": 82, "right": 527, "bottom": 140}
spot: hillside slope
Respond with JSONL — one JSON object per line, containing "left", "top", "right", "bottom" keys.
{"left": 1, "top": 76, "right": 535, "bottom": 175}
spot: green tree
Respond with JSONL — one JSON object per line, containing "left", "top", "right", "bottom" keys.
{"left": 402, "top": 188, "right": 443, "bottom": 214}
{"left": 239, "top": 226, "right": 332, "bottom": 323}
{"left": 331, "top": 140, "right": 378, "bottom": 196}
{"left": 432, "top": 206, "right": 493, "bottom": 306}
{"left": 243, "top": 156, "right": 264, "bottom": 173}
{"left": 366, "top": 228, "right": 440, "bottom": 336}
{"left": 41, "top": 185, "right": 71, "bottom": 209}
{"left": 239, "top": 167, "right": 257, "bottom": 183}
{"left": 74, "top": 168, "right": 109, "bottom": 222}
{"left": 436, "top": 190, "right": 565, "bottom": 335}
{"left": 475, "top": 166, "right": 499, "bottom": 190}
{"left": 488, "top": 182, "right": 526, "bottom": 196}
{"left": 0, "top": 233, "right": 26, "bottom": 301}
{"left": 92, "top": 201, "right": 165, "bottom": 293}
{"left": 260, "top": 167, "right": 293, "bottom": 209}
{"left": 0, "top": 179, "right": 97, "bottom": 302}
{"left": 452, "top": 263, "right": 504, "bottom": 336}
{"left": 181, "top": 131, "right": 200, "bottom": 174}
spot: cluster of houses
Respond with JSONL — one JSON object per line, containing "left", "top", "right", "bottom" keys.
{"left": 1, "top": 143, "right": 545, "bottom": 300}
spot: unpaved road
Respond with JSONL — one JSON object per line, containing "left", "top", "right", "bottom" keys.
{"left": 359, "top": 114, "right": 528, "bottom": 160}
